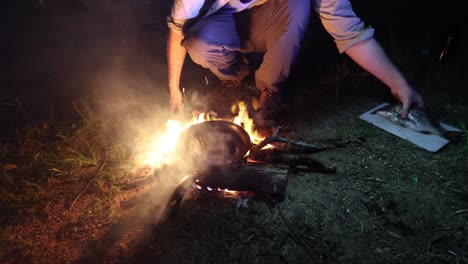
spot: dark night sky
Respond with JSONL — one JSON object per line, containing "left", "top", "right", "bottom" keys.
{"left": 0, "top": 0, "right": 466, "bottom": 124}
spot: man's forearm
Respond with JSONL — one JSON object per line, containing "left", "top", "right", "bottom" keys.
{"left": 167, "top": 29, "right": 187, "bottom": 93}
{"left": 345, "top": 37, "right": 423, "bottom": 117}
{"left": 345, "top": 38, "right": 410, "bottom": 92}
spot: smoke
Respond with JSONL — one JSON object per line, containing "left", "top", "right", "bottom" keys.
{"left": 88, "top": 49, "right": 184, "bottom": 235}
{"left": 66, "top": 0, "right": 198, "bottom": 249}
{"left": 6, "top": 0, "right": 200, "bottom": 257}
{"left": 27, "top": 1, "right": 247, "bottom": 253}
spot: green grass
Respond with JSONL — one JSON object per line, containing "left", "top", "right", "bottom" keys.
{"left": 73, "top": 99, "right": 98, "bottom": 129}
{"left": 333, "top": 122, "right": 378, "bottom": 142}
{"left": 0, "top": 98, "right": 139, "bottom": 223}
{"left": 63, "top": 138, "right": 98, "bottom": 168}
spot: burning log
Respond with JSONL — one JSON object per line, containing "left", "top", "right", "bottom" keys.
{"left": 161, "top": 163, "right": 290, "bottom": 220}
{"left": 194, "top": 163, "right": 289, "bottom": 200}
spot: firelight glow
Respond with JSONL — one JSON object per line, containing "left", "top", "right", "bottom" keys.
{"left": 141, "top": 119, "right": 186, "bottom": 167}
{"left": 232, "top": 101, "right": 263, "bottom": 145}
{"left": 140, "top": 101, "right": 264, "bottom": 168}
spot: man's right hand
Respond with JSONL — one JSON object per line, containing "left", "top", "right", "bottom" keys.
{"left": 170, "top": 88, "right": 184, "bottom": 113}
{"left": 390, "top": 85, "right": 424, "bottom": 119}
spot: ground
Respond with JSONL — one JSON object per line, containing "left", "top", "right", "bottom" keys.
{"left": 1, "top": 1, "right": 467, "bottom": 263}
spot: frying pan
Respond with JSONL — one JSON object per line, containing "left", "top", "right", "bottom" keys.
{"left": 176, "top": 120, "right": 252, "bottom": 166}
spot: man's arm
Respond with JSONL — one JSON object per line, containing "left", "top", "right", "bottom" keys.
{"left": 345, "top": 38, "right": 424, "bottom": 118}
{"left": 167, "top": 29, "right": 187, "bottom": 112}
{"left": 314, "top": 0, "right": 424, "bottom": 118}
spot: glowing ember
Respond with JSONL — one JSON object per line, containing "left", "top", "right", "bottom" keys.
{"left": 191, "top": 183, "right": 240, "bottom": 198}
{"left": 140, "top": 101, "right": 264, "bottom": 168}
{"left": 218, "top": 188, "right": 239, "bottom": 199}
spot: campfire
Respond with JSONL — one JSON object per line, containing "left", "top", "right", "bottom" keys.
{"left": 137, "top": 101, "right": 338, "bottom": 219}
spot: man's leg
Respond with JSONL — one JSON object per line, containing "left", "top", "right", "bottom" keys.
{"left": 183, "top": 12, "right": 249, "bottom": 82}
{"left": 240, "top": 0, "right": 311, "bottom": 119}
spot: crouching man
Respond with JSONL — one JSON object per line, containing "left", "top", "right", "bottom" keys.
{"left": 166, "top": 0, "right": 424, "bottom": 124}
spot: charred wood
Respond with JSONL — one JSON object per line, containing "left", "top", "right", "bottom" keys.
{"left": 250, "top": 127, "right": 340, "bottom": 156}
{"left": 161, "top": 175, "right": 194, "bottom": 220}
{"left": 194, "top": 163, "right": 289, "bottom": 201}
{"left": 248, "top": 149, "right": 336, "bottom": 174}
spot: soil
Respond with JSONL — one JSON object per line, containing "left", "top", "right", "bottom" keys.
{"left": 1, "top": 1, "right": 467, "bottom": 264}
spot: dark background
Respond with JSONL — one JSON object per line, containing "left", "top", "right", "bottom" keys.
{"left": 1, "top": 0, "right": 467, "bottom": 131}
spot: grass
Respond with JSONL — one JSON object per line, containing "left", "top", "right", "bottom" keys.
{"left": 107, "top": 139, "right": 132, "bottom": 164}
{"left": 0, "top": 99, "right": 137, "bottom": 223}
{"left": 0, "top": 98, "right": 140, "bottom": 262}
{"left": 333, "top": 122, "right": 379, "bottom": 142}
{"left": 63, "top": 139, "right": 98, "bottom": 168}
{"left": 73, "top": 99, "right": 97, "bottom": 129}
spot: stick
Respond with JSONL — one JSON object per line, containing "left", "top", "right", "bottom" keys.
{"left": 311, "top": 197, "right": 346, "bottom": 219}
{"left": 248, "top": 149, "right": 336, "bottom": 174}
{"left": 451, "top": 208, "right": 468, "bottom": 215}
{"left": 249, "top": 127, "right": 335, "bottom": 156}
{"left": 68, "top": 154, "right": 108, "bottom": 212}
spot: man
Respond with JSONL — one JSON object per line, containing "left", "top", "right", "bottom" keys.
{"left": 166, "top": 0, "right": 424, "bottom": 123}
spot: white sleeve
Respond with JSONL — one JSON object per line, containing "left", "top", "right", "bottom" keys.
{"left": 314, "top": 0, "right": 374, "bottom": 53}
{"left": 167, "top": 0, "right": 206, "bottom": 34}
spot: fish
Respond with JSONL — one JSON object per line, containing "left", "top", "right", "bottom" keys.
{"left": 376, "top": 104, "right": 444, "bottom": 136}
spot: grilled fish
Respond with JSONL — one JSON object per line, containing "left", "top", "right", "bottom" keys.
{"left": 376, "top": 104, "right": 444, "bottom": 136}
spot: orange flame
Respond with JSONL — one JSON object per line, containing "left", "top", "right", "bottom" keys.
{"left": 232, "top": 101, "right": 264, "bottom": 145}
{"left": 140, "top": 101, "right": 263, "bottom": 169}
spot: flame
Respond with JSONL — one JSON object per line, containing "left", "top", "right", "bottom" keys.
{"left": 140, "top": 101, "right": 263, "bottom": 168}
{"left": 140, "top": 119, "right": 185, "bottom": 167}
{"left": 232, "top": 101, "right": 264, "bottom": 145}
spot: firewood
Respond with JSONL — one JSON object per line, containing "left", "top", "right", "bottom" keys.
{"left": 194, "top": 163, "right": 289, "bottom": 199}
{"left": 162, "top": 175, "right": 194, "bottom": 219}
{"left": 249, "top": 127, "right": 337, "bottom": 156}
{"left": 161, "top": 163, "right": 290, "bottom": 219}
{"left": 248, "top": 149, "right": 336, "bottom": 174}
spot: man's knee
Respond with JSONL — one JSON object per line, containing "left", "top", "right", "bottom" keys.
{"left": 184, "top": 13, "right": 240, "bottom": 47}
{"left": 183, "top": 13, "right": 240, "bottom": 66}
{"left": 183, "top": 36, "right": 211, "bottom": 66}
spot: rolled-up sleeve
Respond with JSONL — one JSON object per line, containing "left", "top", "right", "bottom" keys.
{"left": 314, "top": 0, "right": 374, "bottom": 53}
{"left": 167, "top": 16, "right": 186, "bottom": 35}
{"left": 167, "top": 0, "right": 205, "bottom": 35}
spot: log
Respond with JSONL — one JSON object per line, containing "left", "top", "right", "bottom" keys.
{"left": 194, "top": 163, "right": 289, "bottom": 200}
{"left": 161, "top": 163, "right": 290, "bottom": 220}
{"left": 162, "top": 175, "right": 194, "bottom": 219}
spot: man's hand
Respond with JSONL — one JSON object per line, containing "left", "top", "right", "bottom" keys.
{"left": 390, "top": 85, "right": 424, "bottom": 118}
{"left": 345, "top": 38, "right": 425, "bottom": 118}
{"left": 170, "top": 88, "right": 184, "bottom": 113}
